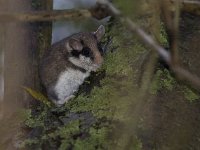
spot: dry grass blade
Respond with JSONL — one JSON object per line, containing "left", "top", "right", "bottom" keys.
{"left": 23, "top": 87, "right": 51, "bottom": 107}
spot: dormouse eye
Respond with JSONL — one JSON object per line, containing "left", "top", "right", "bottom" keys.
{"left": 71, "top": 50, "right": 80, "bottom": 58}
{"left": 80, "top": 40, "right": 84, "bottom": 45}
{"left": 82, "top": 47, "right": 92, "bottom": 57}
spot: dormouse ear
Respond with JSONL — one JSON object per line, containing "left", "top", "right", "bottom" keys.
{"left": 66, "top": 38, "right": 83, "bottom": 52}
{"left": 94, "top": 25, "right": 105, "bottom": 41}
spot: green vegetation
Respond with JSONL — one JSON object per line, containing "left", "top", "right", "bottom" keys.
{"left": 21, "top": 22, "right": 144, "bottom": 149}
{"left": 182, "top": 87, "right": 200, "bottom": 102}
{"left": 150, "top": 69, "right": 176, "bottom": 95}
{"left": 149, "top": 68, "right": 200, "bottom": 102}
{"left": 21, "top": 19, "right": 200, "bottom": 149}
{"left": 159, "top": 22, "right": 169, "bottom": 47}
{"left": 114, "top": 0, "right": 139, "bottom": 16}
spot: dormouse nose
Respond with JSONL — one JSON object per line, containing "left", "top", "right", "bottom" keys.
{"left": 94, "top": 51, "right": 103, "bottom": 65}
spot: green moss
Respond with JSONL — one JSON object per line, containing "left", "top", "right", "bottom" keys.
{"left": 159, "top": 22, "right": 169, "bottom": 47}
{"left": 150, "top": 69, "right": 176, "bottom": 95}
{"left": 73, "top": 127, "right": 110, "bottom": 150}
{"left": 57, "top": 121, "right": 80, "bottom": 150}
{"left": 149, "top": 68, "right": 200, "bottom": 102}
{"left": 149, "top": 67, "right": 200, "bottom": 102}
{"left": 24, "top": 109, "right": 46, "bottom": 128}
{"left": 19, "top": 138, "right": 40, "bottom": 149}
{"left": 114, "top": 0, "right": 142, "bottom": 18}
{"left": 183, "top": 87, "right": 200, "bottom": 102}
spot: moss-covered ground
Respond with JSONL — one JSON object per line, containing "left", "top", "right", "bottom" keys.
{"left": 19, "top": 16, "right": 200, "bottom": 150}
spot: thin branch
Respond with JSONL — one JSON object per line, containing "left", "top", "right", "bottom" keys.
{"left": 179, "top": 0, "right": 200, "bottom": 5}
{"left": 171, "top": 0, "right": 181, "bottom": 65}
{"left": 0, "top": 9, "right": 91, "bottom": 22}
{"left": 172, "top": 66, "right": 200, "bottom": 89}
{"left": 98, "top": 0, "right": 200, "bottom": 90}
{"left": 172, "top": 0, "right": 200, "bottom": 16}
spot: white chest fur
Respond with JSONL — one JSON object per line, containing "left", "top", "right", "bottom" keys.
{"left": 54, "top": 68, "right": 90, "bottom": 104}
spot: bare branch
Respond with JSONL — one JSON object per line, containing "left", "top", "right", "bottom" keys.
{"left": 172, "top": 66, "right": 200, "bottom": 89}
{"left": 179, "top": 0, "right": 200, "bottom": 5}
{"left": 172, "top": 0, "right": 200, "bottom": 16}
{"left": 171, "top": 0, "right": 181, "bottom": 65}
{"left": 0, "top": 9, "right": 91, "bottom": 22}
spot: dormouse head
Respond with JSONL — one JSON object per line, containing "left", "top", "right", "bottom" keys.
{"left": 65, "top": 25, "right": 105, "bottom": 71}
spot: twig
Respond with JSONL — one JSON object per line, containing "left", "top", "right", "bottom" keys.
{"left": 171, "top": 0, "right": 181, "bottom": 65}
{"left": 178, "top": 0, "right": 200, "bottom": 5}
{"left": 172, "top": 66, "right": 200, "bottom": 89}
{"left": 0, "top": 9, "right": 91, "bottom": 22}
{"left": 171, "top": 0, "right": 200, "bottom": 16}
{"left": 98, "top": 0, "right": 200, "bottom": 90}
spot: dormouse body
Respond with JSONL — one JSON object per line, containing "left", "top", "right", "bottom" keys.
{"left": 40, "top": 25, "right": 105, "bottom": 105}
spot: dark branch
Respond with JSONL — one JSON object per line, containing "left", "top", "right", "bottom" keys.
{"left": 0, "top": 9, "right": 91, "bottom": 22}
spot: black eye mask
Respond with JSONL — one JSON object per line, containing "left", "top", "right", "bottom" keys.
{"left": 71, "top": 50, "right": 80, "bottom": 58}
{"left": 71, "top": 47, "right": 94, "bottom": 59}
